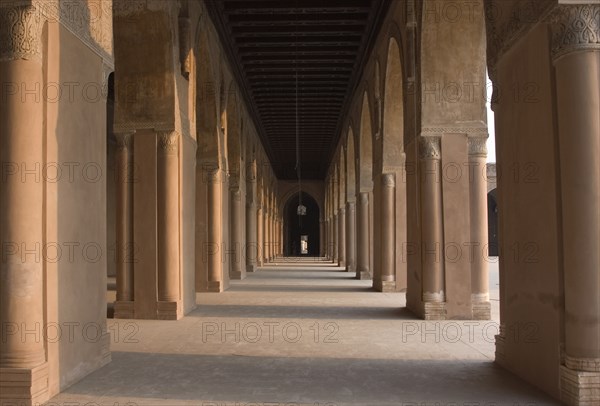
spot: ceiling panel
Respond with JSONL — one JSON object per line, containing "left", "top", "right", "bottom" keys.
{"left": 205, "top": 0, "right": 389, "bottom": 179}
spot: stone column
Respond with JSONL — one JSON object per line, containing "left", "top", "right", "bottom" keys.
{"left": 275, "top": 218, "right": 281, "bottom": 258}
{"left": 320, "top": 220, "right": 325, "bottom": 257}
{"left": 420, "top": 137, "right": 445, "bottom": 319}
{"left": 324, "top": 219, "right": 329, "bottom": 258}
{"left": 266, "top": 209, "right": 271, "bottom": 262}
{"left": 346, "top": 202, "right": 357, "bottom": 274}
{"left": 230, "top": 189, "right": 243, "bottom": 279}
{"left": 207, "top": 168, "right": 223, "bottom": 292}
{"left": 157, "top": 132, "right": 181, "bottom": 318}
{"left": 338, "top": 208, "right": 346, "bottom": 267}
{"left": 270, "top": 212, "right": 275, "bottom": 260}
{"left": 246, "top": 162, "right": 257, "bottom": 271}
{"left": 468, "top": 137, "right": 491, "bottom": 319}
{"left": 257, "top": 206, "right": 264, "bottom": 266}
{"left": 328, "top": 216, "right": 333, "bottom": 260}
{"left": 551, "top": 5, "right": 600, "bottom": 405}
{"left": 379, "top": 173, "right": 396, "bottom": 292}
{"left": 0, "top": 4, "right": 49, "bottom": 404}
{"left": 246, "top": 200, "right": 257, "bottom": 272}
{"left": 357, "top": 192, "right": 371, "bottom": 279}
{"left": 333, "top": 213, "right": 339, "bottom": 263}
{"left": 114, "top": 132, "right": 135, "bottom": 318}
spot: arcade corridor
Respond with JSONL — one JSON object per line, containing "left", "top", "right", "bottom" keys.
{"left": 1, "top": 1, "right": 598, "bottom": 405}
{"left": 51, "top": 260, "right": 560, "bottom": 406}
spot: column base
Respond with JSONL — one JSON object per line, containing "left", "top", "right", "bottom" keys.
{"left": 560, "top": 364, "right": 600, "bottom": 406}
{"left": 113, "top": 301, "right": 135, "bottom": 319}
{"left": 422, "top": 301, "right": 447, "bottom": 320}
{"left": 205, "top": 281, "right": 224, "bottom": 293}
{"left": 230, "top": 271, "right": 246, "bottom": 280}
{"left": 157, "top": 300, "right": 183, "bottom": 320}
{"left": 472, "top": 301, "right": 491, "bottom": 320}
{"left": 0, "top": 363, "right": 49, "bottom": 406}
{"left": 346, "top": 264, "right": 355, "bottom": 273}
{"left": 247, "top": 265, "right": 258, "bottom": 273}
{"left": 374, "top": 280, "right": 397, "bottom": 292}
{"left": 357, "top": 271, "right": 372, "bottom": 280}
{"left": 494, "top": 329, "right": 507, "bottom": 366}
{"left": 338, "top": 260, "right": 346, "bottom": 268}
{"left": 100, "top": 332, "right": 112, "bottom": 366}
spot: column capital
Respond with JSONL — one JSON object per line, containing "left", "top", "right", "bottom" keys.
{"left": 158, "top": 131, "right": 179, "bottom": 155}
{"left": 549, "top": 4, "right": 600, "bottom": 62}
{"left": 0, "top": 4, "right": 44, "bottom": 62}
{"left": 115, "top": 132, "right": 134, "bottom": 152}
{"left": 419, "top": 137, "right": 441, "bottom": 160}
{"left": 358, "top": 192, "right": 369, "bottom": 204}
{"left": 382, "top": 173, "right": 396, "bottom": 188}
{"left": 468, "top": 137, "right": 488, "bottom": 158}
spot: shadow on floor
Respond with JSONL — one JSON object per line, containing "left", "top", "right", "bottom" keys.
{"left": 243, "top": 272, "right": 357, "bottom": 280}
{"left": 54, "top": 352, "right": 561, "bottom": 405}
{"left": 191, "top": 304, "right": 418, "bottom": 321}
{"left": 228, "top": 284, "right": 372, "bottom": 293}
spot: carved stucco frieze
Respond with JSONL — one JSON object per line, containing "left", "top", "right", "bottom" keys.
{"left": 549, "top": 4, "right": 600, "bottom": 62}
{"left": 40, "top": 0, "right": 114, "bottom": 65}
{"left": 0, "top": 5, "right": 43, "bottom": 61}
{"left": 485, "top": 0, "right": 555, "bottom": 70}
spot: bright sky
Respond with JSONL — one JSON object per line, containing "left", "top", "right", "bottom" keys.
{"left": 486, "top": 73, "right": 496, "bottom": 163}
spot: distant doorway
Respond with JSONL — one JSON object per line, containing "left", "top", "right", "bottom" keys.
{"left": 284, "top": 192, "right": 320, "bottom": 256}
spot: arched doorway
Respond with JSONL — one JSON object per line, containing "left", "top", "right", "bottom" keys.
{"left": 284, "top": 192, "right": 320, "bottom": 257}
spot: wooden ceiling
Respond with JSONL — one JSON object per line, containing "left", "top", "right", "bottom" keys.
{"left": 205, "top": 0, "right": 389, "bottom": 179}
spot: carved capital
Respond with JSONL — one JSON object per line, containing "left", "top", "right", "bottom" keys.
{"left": 115, "top": 132, "right": 134, "bottom": 152}
{"left": 158, "top": 132, "right": 179, "bottom": 155}
{"left": 359, "top": 192, "right": 369, "bottom": 205}
{"left": 0, "top": 5, "right": 43, "bottom": 61}
{"left": 468, "top": 137, "right": 488, "bottom": 158}
{"left": 382, "top": 173, "right": 395, "bottom": 188}
{"left": 346, "top": 201, "right": 356, "bottom": 213}
{"left": 549, "top": 4, "right": 600, "bottom": 62}
{"left": 419, "top": 137, "right": 441, "bottom": 160}
{"left": 205, "top": 167, "right": 221, "bottom": 184}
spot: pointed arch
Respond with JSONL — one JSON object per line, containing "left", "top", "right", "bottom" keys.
{"left": 346, "top": 127, "right": 357, "bottom": 201}
{"left": 195, "top": 20, "right": 219, "bottom": 166}
{"left": 226, "top": 82, "right": 241, "bottom": 188}
{"left": 358, "top": 91, "right": 374, "bottom": 192}
{"left": 382, "top": 37, "right": 405, "bottom": 165}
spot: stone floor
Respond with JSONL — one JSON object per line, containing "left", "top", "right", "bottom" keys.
{"left": 49, "top": 259, "right": 561, "bottom": 406}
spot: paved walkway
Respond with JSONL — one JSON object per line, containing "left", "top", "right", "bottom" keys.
{"left": 49, "top": 259, "right": 560, "bottom": 406}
